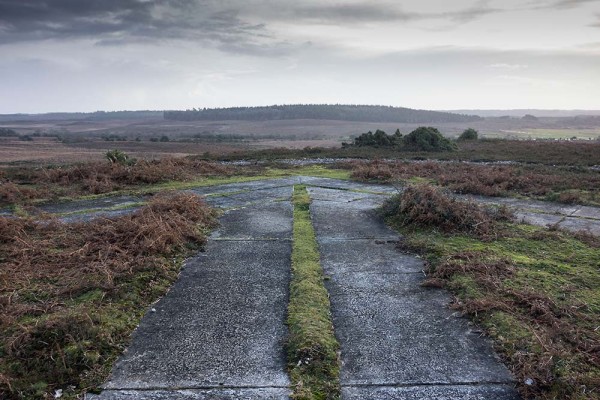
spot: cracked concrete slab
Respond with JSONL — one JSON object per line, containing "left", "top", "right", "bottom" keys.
{"left": 189, "top": 178, "right": 299, "bottom": 197}
{"left": 308, "top": 186, "right": 395, "bottom": 239}
{"left": 342, "top": 384, "right": 520, "bottom": 399}
{"left": 299, "top": 176, "right": 397, "bottom": 194}
{"left": 558, "top": 216, "right": 600, "bottom": 236}
{"left": 37, "top": 195, "right": 145, "bottom": 215}
{"left": 91, "top": 388, "right": 291, "bottom": 400}
{"left": 205, "top": 186, "right": 292, "bottom": 209}
{"left": 90, "top": 200, "right": 292, "bottom": 399}
{"left": 210, "top": 201, "right": 292, "bottom": 240}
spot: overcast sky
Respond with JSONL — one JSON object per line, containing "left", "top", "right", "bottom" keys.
{"left": 1, "top": 0, "right": 599, "bottom": 113}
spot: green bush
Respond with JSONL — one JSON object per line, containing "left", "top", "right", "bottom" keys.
{"left": 353, "top": 129, "right": 402, "bottom": 147}
{"left": 403, "top": 127, "right": 456, "bottom": 151}
{"left": 458, "top": 128, "right": 478, "bottom": 141}
{"left": 105, "top": 149, "right": 133, "bottom": 165}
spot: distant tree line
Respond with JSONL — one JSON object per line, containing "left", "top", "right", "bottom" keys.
{"left": 163, "top": 104, "right": 481, "bottom": 123}
{"left": 0, "top": 127, "right": 18, "bottom": 137}
{"left": 0, "top": 111, "right": 162, "bottom": 123}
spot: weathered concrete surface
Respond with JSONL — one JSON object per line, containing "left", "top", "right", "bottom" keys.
{"left": 91, "top": 388, "right": 290, "bottom": 400}
{"left": 29, "top": 175, "right": 599, "bottom": 239}
{"left": 89, "top": 201, "right": 292, "bottom": 399}
{"left": 308, "top": 186, "right": 520, "bottom": 399}
{"left": 342, "top": 384, "right": 520, "bottom": 399}
{"left": 38, "top": 195, "right": 145, "bottom": 214}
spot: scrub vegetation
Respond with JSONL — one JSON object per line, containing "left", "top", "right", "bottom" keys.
{"left": 381, "top": 185, "right": 600, "bottom": 399}
{"left": 0, "top": 193, "right": 219, "bottom": 399}
{"left": 0, "top": 158, "right": 349, "bottom": 208}
{"left": 0, "top": 158, "right": 235, "bottom": 207}
{"left": 287, "top": 185, "right": 340, "bottom": 400}
{"left": 350, "top": 160, "right": 600, "bottom": 206}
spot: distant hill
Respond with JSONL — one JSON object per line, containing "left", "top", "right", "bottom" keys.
{"left": 163, "top": 105, "right": 481, "bottom": 123}
{"left": 448, "top": 109, "right": 600, "bottom": 118}
{"left": 0, "top": 110, "right": 162, "bottom": 122}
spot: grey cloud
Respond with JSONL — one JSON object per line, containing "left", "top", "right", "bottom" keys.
{"left": 441, "top": 1, "right": 500, "bottom": 23}
{"left": 527, "top": 0, "right": 599, "bottom": 9}
{"left": 0, "top": 0, "right": 504, "bottom": 48}
{"left": 254, "top": 1, "right": 500, "bottom": 25}
{"left": 281, "top": 3, "right": 419, "bottom": 23}
{"left": 0, "top": 0, "right": 281, "bottom": 55}
{"left": 553, "top": 0, "right": 599, "bottom": 8}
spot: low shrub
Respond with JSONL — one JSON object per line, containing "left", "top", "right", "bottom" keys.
{"left": 402, "top": 127, "right": 456, "bottom": 152}
{"left": 458, "top": 128, "right": 478, "bottom": 141}
{"left": 380, "top": 184, "right": 512, "bottom": 239}
{"left": 349, "top": 160, "right": 600, "bottom": 206}
{"left": 350, "top": 160, "right": 393, "bottom": 182}
{"left": 0, "top": 159, "right": 236, "bottom": 206}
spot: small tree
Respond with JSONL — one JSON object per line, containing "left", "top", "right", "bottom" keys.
{"left": 105, "top": 149, "right": 130, "bottom": 165}
{"left": 160, "top": 135, "right": 170, "bottom": 142}
{"left": 458, "top": 128, "right": 478, "bottom": 141}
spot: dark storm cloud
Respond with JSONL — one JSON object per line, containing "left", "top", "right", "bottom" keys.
{"left": 0, "top": 0, "right": 505, "bottom": 47}
{"left": 0, "top": 0, "right": 273, "bottom": 52}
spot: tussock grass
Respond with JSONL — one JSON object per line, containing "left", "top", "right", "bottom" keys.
{"left": 382, "top": 187, "right": 600, "bottom": 399}
{"left": 0, "top": 193, "right": 218, "bottom": 399}
{"left": 287, "top": 185, "right": 340, "bottom": 399}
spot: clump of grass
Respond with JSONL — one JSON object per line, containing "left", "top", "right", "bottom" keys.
{"left": 380, "top": 184, "right": 512, "bottom": 240}
{"left": 0, "top": 192, "right": 218, "bottom": 399}
{"left": 349, "top": 160, "right": 393, "bottom": 182}
{"left": 390, "top": 216, "right": 600, "bottom": 399}
{"left": 287, "top": 185, "right": 340, "bottom": 399}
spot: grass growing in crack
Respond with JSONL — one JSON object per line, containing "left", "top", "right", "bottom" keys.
{"left": 287, "top": 185, "right": 340, "bottom": 400}
{"left": 381, "top": 186, "right": 600, "bottom": 399}
{"left": 0, "top": 193, "right": 219, "bottom": 399}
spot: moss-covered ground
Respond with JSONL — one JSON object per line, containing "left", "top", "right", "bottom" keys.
{"left": 391, "top": 222, "right": 600, "bottom": 399}
{"left": 287, "top": 185, "right": 340, "bottom": 400}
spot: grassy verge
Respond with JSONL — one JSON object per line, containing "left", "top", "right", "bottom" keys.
{"left": 287, "top": 185, "right": 340, "bottom": 399}
{"left": 381, "top": 185, "right": 600, "bottom": 399}
{"left": 0, "top": 193, "right": 219, "bottom": 399}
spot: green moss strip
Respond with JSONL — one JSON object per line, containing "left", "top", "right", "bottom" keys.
{"left": 287, "top": 185, "right": 340, "bottom": 400}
